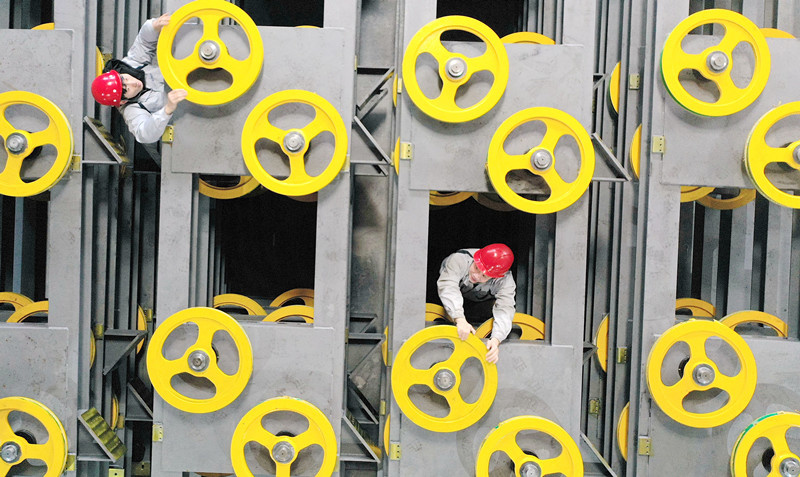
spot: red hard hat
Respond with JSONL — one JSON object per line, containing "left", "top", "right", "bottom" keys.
{"left": 474, "top": 243, "right": 513, "bottom": 278}
{"left": 91, "top": 70, "right": 123, "bottom": 106}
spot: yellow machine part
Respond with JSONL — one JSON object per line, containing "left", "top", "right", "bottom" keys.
{"left": 0, "top": 396, "right": 68, "bottom": 477}
{"left": 391, "top": 326, "right": 498, "bottom": 432}
{"left": 429, "top": 191, "right": 475, "bottom": 207}
{"left": 269, "top": 288, "right": 314, "bottom": 308}
{"left": 0, "top": 91, "right": 73, "bottom": 197}
{"left": 617, "top": 402, "right": 630, "bottom": 461}
{"left": 646, "top": 319, "right": 757, "bottom": 428}
{"left": 719, "top": 310, "right": 788, "bottom": 337}
{"left": 593, "top": 315, "right": 609, "bottom": 372}
{"left": 137, "top": 305, "right": 147, "bottom": 354}
{"left": 425, "top": 303, "right": 448, "bottom": 323}
{"left": 382, "top": 327, "right": 389, "bottom": 366}
{"left": 230, "top": 397, "right": 337, "bottom": 477}
{"left": 213, "top": 293, "right": 267, "bottom": 315}
{"left": 630, "top": 124, "right": 642, "bottom": 179}
{"left": 0, "top": 292, "right": 33, "bottom": 311}
{"left": 401, "top": 16, "right": 509, "bottom": 123}
{"left": 110, "top": 395, "right": 119, "bottom": 430}
{"left": 696, "top": 188, "right": 757, "bottom": 210}
{"left": 475, "top": 415, "right": 583, "bottom": 477}
{"left": 146, "top": 307, "right": 253, "bottom": 413}
{"left": 156, "top": 0, "right": 263, "bottom": 105}
{"left": 501, "top": 32, "right": 555, "bottom": 45}
{"left": 198, "top": 176, "right": 259, "bottom": 200}
{"left": 242, "top": 89, "right": 348, "bottom": 197}
{"left": 608, "top": 61, "right": 620, "bottom": 115}
{"left": 383, "top": 415, "right": 390, "bottom": 455}
{"left": 474, "top": 313, "right": 545, "bottom": 341}
{"left": 487, "top": 107, "right": 595, "bottom": 214}
{"left": 760, "top": 27, "right": 796, "bottom": 39}
{"left": 661, "top": 9, "right": 770, "bottom": 116}
{"left": 675, "top": 297, "right": 716, "bottom": 318}
{"left": 90, "top": 329, "right": 96, "bottom": 369}
{"left": 263, "top": 305, "right": 314, "bottom": 324}
{"left": 730, "top": 412, "right": 800, "bottom": 477}
{"left": 680, "top": 186, "right": 715, "bottom": 203}
{"left": 7, "top": 300, "right": 49, "bottom": 323}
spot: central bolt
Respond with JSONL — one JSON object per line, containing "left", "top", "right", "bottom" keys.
{"left": 272, "top": 441, "right": 295, "bottom": 464}
{"left": 188, "top": 350, "right": 210, "bottom": 372}
{"left": 532, "top": 150, "right": 553, "bottom": 170}
{"left": 1, "top": 442, "right": 21, "bottom": 464}
{"left": 199, "top": 41, "right": 221, "bottom": 62}
{"left": 519, "top": 461, "right": 542, "bottom": 477}
{"left": 6, "top": 133, "right": 27, "bottom": 155}
{"left": 706, "top": 51, "right": 729, "bottom": 72}
{"left": 283, "top": 131, "right": 306, "bottom": 153}
{"left": 445, "top": 58, "right": 467, "bottom": 80}
{"left": 693, "top": 364, "right": 716, "bottom": 386}
{"left": 780, "top": 457, "right": 800, "bottom": 477}
{"left": 433, "top": 369, "right": 456, "bottom": 392}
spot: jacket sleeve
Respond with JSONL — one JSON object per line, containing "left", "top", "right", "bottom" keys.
{"left": 122, "top": 19, "right": 159, "bottom": 68}
{"left": 121, "top": 105, "right": 172, "bottom": 144}
{"left": 490, "top": 273, "right": 516, "bottom": 342}
{"left": 437, "top": 254, "right": 466, "bottom": 321}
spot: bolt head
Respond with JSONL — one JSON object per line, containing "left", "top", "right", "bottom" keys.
{"left": 531, "top": 150, "right": 553, "bottom": 170}
{"left": 693, "top": 364, "right": 715, "bottom": 386}
{"left": 781, "top": 457, "right": 800, "bottom": 477}
{"left": 520, "top": 461, "right": 542, "bottom": 477}
{"left": 6, "top": 133, "right": 27, "bottom": 154}
{"left": 272, "top": 441, "right": 295, "bottom": 464}
{"left": 199, "top": 41, "right": 220, "bottom": 62}
{"left": 284, "top": 131, "right": 306, "bottom": 153}
{"left": 1, "top": 442, "right": 21, "bottom": 464}
{"left": 445, "top": 58, "right": 467, "bottom": 80}
{"left": 706, "top": 51, "right": 729, "bottom": 72}
{"left": 188, "top": 350, "right": 210, "bottom": 372}
{"left": 433, "top": 369, "right": 456, "bottom": 391}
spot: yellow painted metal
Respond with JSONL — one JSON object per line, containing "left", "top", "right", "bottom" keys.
{"left": 392, "top": 75, "right": 398, "bottom": 108}
{"left": 34, "top": 23, "right": 104, "bottom": 77}
{"left": 661, "top": 9, "right": 770, "bottom": 116}
{"left": 680, "top": 186, "right": 715, "bottom": 203}
{"left": 617, "top": 402, "right": 630, "bottom": 461}
{"left": 745, "top": 101, "right": 800, "bottom": 208}
{"left": 391, "top": 326, "right": 497, "bottom": 432}
{"left": 198, "top": 176, "right": 259, "bottom": 200}
{"left": 429, "top": 191, "right": 475, "bottom": 206}
{"left": 230, "top": 397, "right": 337, "bottom": 477}
{"left": 760, "top": 27, "right": 796, "bottom": 39}
{"left": 730, "top": 412, "right": 800, "bottom": 476}
{"left": 382, "top": 327, "right": 389, "bottom": 366}
{"left": 402, "top": 16, "right": 509, "bottom": 123}
{"left": 212, "top": 293, "right": 267, "bottom": 315}
{"left": 137, "top": 305, "right": 147, "bottom": 354}
{"left": 487, "top": 107, "right": 595, "bottom": 214}
{"left": 696, "top": 188, "right": 756, "bottom": 210}
{"left": 474, "top": 313, "right": 545, "bottom": 341}
{"left": 111, "top": 395, "right": 119, "bottom": 429}
{"left": 719, "top": 310, "right": 788, "bottom": 338}
{"left": 242, "top": 89, "right": 348, "bottom": 196}
{"left": 472, "top": 193, "right": 517, "bottom": 211}
{"left": 146, "top": 307, "right": 253, "bottom": 413}
{"left": 475, "top": 415, "right": 583, "bottom": 477}
{"left": 594, "top": 315, "right": 609, "bottom": 372}
{"left": 630, "top": 124, "right": 642, "bottom": 179}
{"left": 0, "top": 292, "right": 33, "bottom": 311}
{"left": 90, "top": 330, "right": 96, "bottom": 369}
{"left": 425, "top": 303, "right": 448, "bottom": 323}
{"left": 392, "top": 137, "right": 400, "bottom": 174}
{"left": 263, "top": 305, "right": 314, "bottom": 323}
{"left": 0, "top": 396, "right": 68, "bottom": 477}
{"left": 646, "top": 319, "right": 757, "bottom": 428}
{"left": 383, "top": 414, "right": 391, "bottom": 455}
{"left": 7, "top": 300, "right": 48, "bottom": 323}
{"left": 608, "top": 62, "right": 620, "bottom": 115}
{"left": 156, "top": 0, "right": 263, "bottom": 105}
{"left": 269, "top": 288, "right": 314, "bottom": 308}
{"left": 675, "top": 298, "right": 716, "bottom": 318}
{"left": 0, "top": 91, "right": 73, "bottom": 197}
{"left": 500, "top": 32, "right": 555, "bottom": 45}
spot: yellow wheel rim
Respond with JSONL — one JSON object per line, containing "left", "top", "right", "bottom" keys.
{"left": 199, "top": 176, "right": 259, "bottom": 200}
{"left": 390, "top": 325, "right": 498, "bottom": 432}
{"left": 661, "top": 9, "right": 770, "bottom": 116}
{"left": 475, "top": 415, "right": 583, "bottom": 477}
{"left": 487, "top": 107, "right": 595, "bottom": 214}
{"left": 382, "top": 327, "right": 389, "bottom": 366}
{"left": 680, "top": 186, "right": 715, "bottom": 203}
{"left": 675, "top": 298, "right": 716, "bottom": 318}
{"left": 646, "top": 319, "right": 757, "bottom": 428}
{"left": 392, "top": 137, "right": 400, "bottom": 175}
{"left": 0, "top": 396, "right": 68, "bottom": 477}
{"left": 501, "top": 32, "right": 555, "bottom": 45}
{"left": 594, "top": 315, "right": 609, "bottom": 372}
{"left": 110, "top": 395, "right": 119, "bottom": 429}
{"left": 730, "top": 412, "right": 800, "bottom": 477}
{"left": 617, "top": 403, "right": 630, "bottom": 461}
{"left": 136, "top": 305, "right": 147, "bottom": 354}
{"left": 7, "top": 300, "right": 48, "bottom": 323}
{"left": 0, "top": 91, "right": 73, "bottom": 197}
{"left": 474, "top": 313, "right": 545, "bottom": 341}
{"left": 630, "top": 124, "right": 642, "bottom": 179}
{"left": 745, "top": 101, "right": 800, "bottom": 209}
{"left": 146, "top": 307, "right": 253, "bottom": 413}
{"left": 263, "top": 305, "right": 314, "bottom": 323}
{"left": 0, "top": 292, "right": 33, "bottom": 311}
{"left": 90, "top": 330, "right": 96, "bottom": 368}
{"left": 719, "top": 310, "right": 788, "bottom": 338}
{"left": 425, "top": 303, "right": 448, "bottom": 323}
{"left": 402, "top": 16, "right": 509, "bottom": 123}
{"left": 156, "top": 0, "right": 263, "bottom": 105}
{"left": 760, "top": 28, "right": 795, "bottom": 39}
{"left": 608, "top": 62, "right": 621, "bottom": 115}
{"left": 429, "top": 191, "right": 474, "bottom": 206}
{"left": 213, "top": 293, "right": 267, "bottom": 315}
{"left": 269, "top": 288, "right": 314, "bottom": 308}
{"left": 241, "top": 90, "right": 348, "bottom": 196}
{"left": 383, "top": 415, "right": 390, "bottom": 454}
{"left": 696, "top": 188, "right": 757, "bottom": 209}
{"left": 230, "top": 397, "right": 337, "bottom": 477}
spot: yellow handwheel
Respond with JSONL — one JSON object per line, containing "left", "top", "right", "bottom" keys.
{"left": 697, "top": 188, "right": 757, "bottom": 209}
{"left": 230, "top": 397, "right": 337, "bottom": 477}
{"left": 730, "top": 412, "right": 800, "bottom": 477}
{"left": 646, "top": 319, "right": 757, "bottom": 428}
{"left": 675, "top": 297, "right": 716, "bottom": 318}
{"left": 474, "top": 313, "right": 545, "bottom": 341}
{"left": 146, "top": 307, "right": 253, "bottom": 413}
{"left": 402, "top": 16, "right": 509, "bottom": 123}
{"left": 608, "top": 62, "right": 621, "bottom": 115}
{"left": 0, "top": 396, "right": 68, "bottom": 477}
{"left": 270, "top": 288, "right": 314, "bottom": 308}
{"left": 391, "top": 325, "right": 498, "bottom": 432}
{"left": 720, "top": 310, "right": 788, "bottom": 338}
{"left": 501, "top": 32, "right": 555, "bottom": 45}
{"left": 7, "top": 300, "right": 48, "bottom": 323}
{"left": 425, "top": 303, "right": 448, "bottom": 323}
{"left": 429, "top": 191, "right": 475, "bottom": 206}
{"left": 661, "top": 9, "right": 770, "bottom": 116}
{"left": 263, "top": 305, "right": 314, "bottom": 323}
{"left": 156, "top": 0, "right": 263, "bottom": 105}
{"left": 475, "top": 416, "right": 583, "bottom": 477}
{"left": 213, "top": 293, "right": 267, "bottom": 315}
{"left": 0, "top": 91, "right": 73, "bottom": 197}
{"left": 681, "top": 186, "right": 715, "bottom": 203}
{"left": 617, "top": 403, "right": 630, "bottom": 461}
{"left": 745, "top": 101, "right": 800, "bottom": 208}
{"left": 199, "top": 176, "right": 259, "bottom": 200}
{"left": 594, "top": 315, "right": 609, "bottom": 372}
{"left": 241, "top": 90, "right": 348, "bottom": 197}
{"left": 0, "top": 292, "right": 33, "bottom": 311}
{"left": 487, "top": 107, "right": 595, "bottom": 214}
{"left": 392, "top": 137, "right": 400, "bottom": 174}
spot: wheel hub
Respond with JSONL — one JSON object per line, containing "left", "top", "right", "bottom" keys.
{"left": 199, "top": 40, "right": 221, "bottom": 63}
{"left": 706, "top": 51, "right": 729, "bottom": 72}
{"left": 188, "top": 350, "right": 210, "bottom": 372}
{"left": 520, "top": 461, "right": 542, "bottom": 477}
{"left": 445, "top": 58, "right": 467, "bottom": 80}
{"left": 272, "top": 440, "right": 295, "bottom": 464}
{"left": 693, "top": 363, "right": 715, "bottom": 386}
{"left": 6, "top": 132, "right": 28, "bottom": 155}
{"left": 434, "top": 368, "right": 456, "bottom": 391}
{"left": 792, "top": 145, "right": 800, "bottom": 166}
{"left": 284, "top": 131, "right": 306, "bottom": 153}
{"left": 780, "top": 457, "right": 800, "bottom": 477}
{"left": 532, "top": 150, "right": 553, "bottom": 170}
{"left": 0, "top": 441, "right": 21, "bottom": 464}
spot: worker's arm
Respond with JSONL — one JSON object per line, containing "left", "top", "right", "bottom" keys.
{"left": 122, "top": 16, "right": 163, "bottom": 68}
{"left": 437, "top": 254, "right": 467, "bottom": 322}
{"left": 122, "top": 104, "right": 171, "bottom": 144}
{"left": 489, "top": 273, "right": 517, "bottom": 343}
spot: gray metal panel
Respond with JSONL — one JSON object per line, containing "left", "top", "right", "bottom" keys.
{"left": 170, "top": 27, "right": 348, "bottom": 175}
{"left": 726, "top": 202, "right": 756, "bottom": 313}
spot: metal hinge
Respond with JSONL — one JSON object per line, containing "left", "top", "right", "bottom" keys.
{"left": 109, "top": 469, "right": 124, "bottom": 477}
{"left": 380, "top": 400, "right": 386, "bottom": 416}
{"left": 638, "top": 436, "right": 653, "bottom": 456}
{"left": 588, "top": 399, "right": 601, "bottom": 417}
{"left": 152, "top": 423, "right": 164, "bottom": 442}
{"left": 629, "top": 74, "right": 641, "bottom": 89}
{"left": 396, "top": 78, "right": 403, "bottom": 95}
{"left": 161, "top": 125, "right": 174, "bottom": 144}
{"left": 400, "top": 142, "right": 413, "bottom": 160}
{"left": 144, "top": 308, "right": 153, "bottom": 323}
{"left": 65, "top": 454, "right": 76, "bottom": 471}
{"left": 651, "top": 135, "right": 665, "bottom": 154}
{"left": 616, "top": 347, "right": 628, "bottom": 363}
{"left": 93, "top": 323, "right": 105, "bottom": 339}
{"left": 71, "top": 154, "right": 81, "bottom": 172}
{"left": 389, "top": 442, "right": 401, "bottom": 460}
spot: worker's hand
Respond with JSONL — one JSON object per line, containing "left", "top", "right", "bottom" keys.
{"left": 455, "top": 318, "right": 475, "bottom": 341}
{"left": 153, "top": 13, "right": 171, "bottom": 32}
{"left": 485, "top": 338, "right": 500, "bottom": 364}
{"left": 165, "top": 89, "right": 188, "bottom": 115}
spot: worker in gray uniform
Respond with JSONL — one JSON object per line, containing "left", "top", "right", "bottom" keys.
{"left": 437, "top": 243, "right": 516, "bottom": 364}
{"left": 91, "top": 13, "right": 187, "bottom": 145}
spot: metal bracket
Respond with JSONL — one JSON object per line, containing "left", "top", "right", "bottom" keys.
{"left": 396, "top": 78, "right": 403, "bottom": 95}
{"left": 638, "top": 436, "right": 653, "bottom": 456}
{"left": 65, "top": 454, "right": 76, "bottom": 471}
{"left": 651, "top": 135, "right": 665, "bottom": 154}
{"left": 82, "top": 117, "right": 130, "bottom": 165}
{"left": 588, "top": 398, "right": 601, "bottom": 416}
{"left": 389, "top": 442, "right": 401, "bottom": 460}
{"left": 70, "top": 154, "right": 81, "bottom": 172}
{"left": 144, "top": 308, "right": 153, "bottom": 323}
{"left": 109, "top": 469, "right": 124, "bottom": 477}
{"left": 629, "top": 74, "right": 641, "bottom": 89}
{"left": 616, "top": 347, "right": 629, "bottom": 363}
{"left": 102, "top": 329, "right": 147, "bottom": 375}
{"left": 79, "top": 408, "right": 127, "bottom": 462}
{"left": 125, "top": 382, "right": 153, "bottom": 422}
{"left": 152, "top": 424, "right": 164, "bottom": 442}
{"left": 380, "top": 400, "right": 386, "bottom": 416}
{"left": 591, "top": 133, "right": 632, "bottom": 182}
{"left": 400, "top": 142, "right": 413, "bottom": 160}
{"left": 161, "top": 125, "right": 174, "bottom": 144}
{"left": 340, "top": 411, "right": 381, "bottom": 463}
{"left": 580, "top": 433, "right": 618, "bottom": 477}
